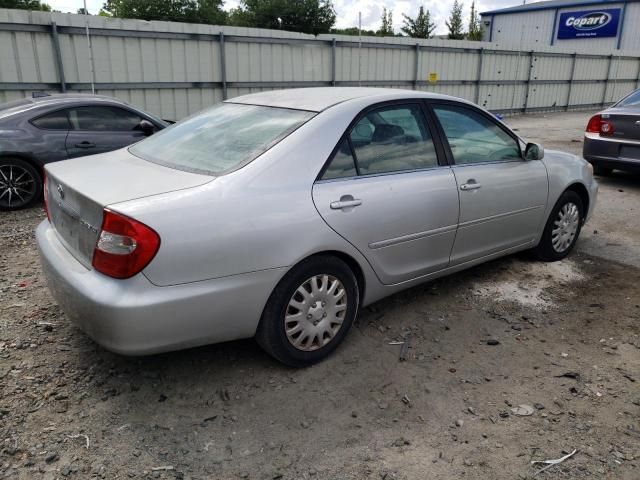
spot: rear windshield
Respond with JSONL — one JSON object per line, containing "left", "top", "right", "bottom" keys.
{"left": 130, "top": 103, "right": 314, "bottom": 175}
{"left": 616, "top": 90, "right": 640, "bottom": 108}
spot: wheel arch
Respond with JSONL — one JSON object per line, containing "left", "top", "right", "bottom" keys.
{"left": 564, "top": 182, "right": 590, "bottom": 220}
{"left": 0, "top": 153, "right": 44, "bottom": 181}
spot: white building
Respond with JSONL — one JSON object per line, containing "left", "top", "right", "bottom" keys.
{"left": 481, "top": 0, "right": 640, "bottom": 52}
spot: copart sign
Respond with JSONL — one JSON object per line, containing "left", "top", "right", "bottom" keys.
{"left": 557, "top": 8, "right": 621, "bottom": 39}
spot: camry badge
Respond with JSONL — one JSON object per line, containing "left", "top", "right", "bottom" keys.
{"left": 57, "top": 184, "right": 65, "bottom": 200}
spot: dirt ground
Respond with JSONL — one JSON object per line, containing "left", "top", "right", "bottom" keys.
{"left": 1, "top": 110, "right": 639, "bottom": 480}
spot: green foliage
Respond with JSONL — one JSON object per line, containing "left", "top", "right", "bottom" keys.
{"left": 102, "top": 0, "right": 227, "bottom": 25}
{"left": 228, "top": 0, "right": 336, "bottom": 35}
{"left": 0, "top": 0, "right": 51, "bottom": 11}
{"left": 378, "top": 6, "right": 394, "bottom": 36}
{"left": 329, "top": 26, "right": 377, "bottom": 37}
{"left": 446, "top": 0, "right": 465, "bottom": 40}
{"left": 467, "top": 1, "right": 483, "bottom": 41}
{"left": 400, "top": 6, "right": 435, "bottom": 39}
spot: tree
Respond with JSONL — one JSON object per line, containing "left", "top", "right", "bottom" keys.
{"left": 401, "top": 6, "right": 435, "bottom": 39}
{"left": 378, "top": 6, "right": 394, "bottom": 36}
{"left": 228, "top": 0, "right": 336, "bottom": 35}
{"left": 77, "top": 7, "right": 87, "bottom": 14}
{"left": 0, "top": 0, "right": 51, "bottom": 11}
{"left": 330, "top": 26, "right": 377, "bottom": 36}
{"left": 446, "top": 0, "right": 465, "bottom": 40}
{"left": 102, "top": 0, "right": 226, "bottom": 25}
{"left": 467, "top": 1, "right": 482, "bottom": 41}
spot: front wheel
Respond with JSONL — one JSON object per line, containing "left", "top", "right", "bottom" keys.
{"left": 256, "top": 255, "right": 359, "bottom": 367}
{"left": 534, "top": 190, "right": 584, "bottom": 262}
{"left": 0, "top": 157, "right": 42, "bottom": 211}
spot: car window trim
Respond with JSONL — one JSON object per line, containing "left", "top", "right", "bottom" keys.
{"left": 29, "top": 107, "right": 72, "bottom": 131}
{"left": 425, "top": 100, "right": 524, "bottom": 166}
{"left": 315, "top": 99, "right": 447, "bottom": 182}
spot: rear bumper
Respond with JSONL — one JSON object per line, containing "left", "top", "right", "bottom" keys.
{"left": 36, "top": 220, "right": 284, "bottom": 355}
{"left": 583, "top": 135, "right": 640, "bottom": 172}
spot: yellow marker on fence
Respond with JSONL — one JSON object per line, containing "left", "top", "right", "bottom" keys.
{"left": 428, "top": 72, "right": 438, "bottom": 84}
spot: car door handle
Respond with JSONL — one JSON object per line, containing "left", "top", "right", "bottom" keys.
{"left": 330, "top": 199, "right": 362, "bottom": 210}
{"left": 460, "top": 181, "right": 482, "bottom": 191}
{"left": 75, "top": 141, "right": 95, "bottom": 149}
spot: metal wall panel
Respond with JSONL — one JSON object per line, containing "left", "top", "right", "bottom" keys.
{"left": 1, "top": 8, "right": 639, "bottom": 119}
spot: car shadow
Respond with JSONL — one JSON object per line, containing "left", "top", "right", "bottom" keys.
{"left": 595, "top": 170, "right": 640, "bottom": 190}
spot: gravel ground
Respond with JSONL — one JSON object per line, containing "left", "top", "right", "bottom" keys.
{"left": 1, "top": 110, "right": 639, "bottom": 480}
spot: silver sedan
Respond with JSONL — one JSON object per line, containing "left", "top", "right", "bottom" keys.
{"left": 37, "top": 88, "right": 598, "bottom": 366}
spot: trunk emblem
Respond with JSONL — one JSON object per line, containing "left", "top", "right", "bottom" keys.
{"left": 57, "top": 184, "right": 65, "bottom": 200}
{"left": 635, "top": 121, "right": 640, "bottom": 126}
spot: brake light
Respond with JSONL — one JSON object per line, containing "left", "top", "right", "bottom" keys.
{"left": 586, "top": 114, "right": 614, "bottom": 135}
{"left": 586, "top": 115, "right": 601, "bottom": 133}
{"left": 43, "top": 172, "right": 50, "bottom": 221}
{"left": 92, "top": 209, "right": 160, "bottom": 279}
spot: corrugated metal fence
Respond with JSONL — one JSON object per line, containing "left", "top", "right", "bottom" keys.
{"left": 1, "top": 8, "right": 639, "bottom": 121}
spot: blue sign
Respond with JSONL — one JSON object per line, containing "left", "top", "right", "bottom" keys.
{"left": 557, "top": 8, "right": 621, "bottom": 39}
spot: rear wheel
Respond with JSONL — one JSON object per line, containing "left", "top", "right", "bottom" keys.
{"left": 256, "top": 255, "right": 359, "bottom": 367}
{"left": 0, "top": 157, "right": 42, "bottom": 211}
{"left": 534, "top": 190, "right": 584, "bottom": 262}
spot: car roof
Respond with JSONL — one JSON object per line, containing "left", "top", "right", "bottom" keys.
{"left": 0, "top": 93, "right": 131, "bottom": 120}
{"left": 227, "top": 87, "right": 461, "bottom": 112}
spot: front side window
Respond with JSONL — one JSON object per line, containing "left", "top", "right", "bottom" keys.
{"left": 130, "top": 103, "right": 314, "bottom": 175}
{"left": 67, "top": 106, "right": 144, "bottom": 131}
{"left": 433, "top": 105, "right": 521, "bottom": 165}
{"left": 31, "top": 110, "right": 71, "bottom": 130}
{"left": 322, "top": 104, "right": 438, "bottom": 179}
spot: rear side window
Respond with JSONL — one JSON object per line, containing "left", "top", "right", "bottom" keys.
{"left": 433, "top": 105, "right": 521, "bottom": 164}
{"left": 67, "top": 106, "right": 143, "bottom": 131}
{"left": 130, "top": 103, "right": 315, "bottom": 175}
{"left": 31, "top": 110, "right": 71, "bottom": 130}
{"left": 617, "top": 89, "right": 640, "bottom": 107}
{"left": 321, "top": 104, "right": 439, "bottom": 179}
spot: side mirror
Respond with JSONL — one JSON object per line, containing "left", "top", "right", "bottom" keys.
{"left": 524, "top": 142, "right": 544, "bottom": 160}
{"left": 139, "top": 119, "right": 155, "bottom": 136}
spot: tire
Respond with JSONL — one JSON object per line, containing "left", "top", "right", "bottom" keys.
{"left": 0, "top": 157, "right": 42, "bottom": 211}
{"left": 256, "top": 255, "right": 359, "bottom": 367}
{"left": 534, "top": 190, "right": 584, "bottom": 262}
{"left": 593, "top": 165, "right": 612, "bottom": 176}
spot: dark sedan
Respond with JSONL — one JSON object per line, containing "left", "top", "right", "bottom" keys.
{"left": 583, "top": 89, "right": 640, "bottom": 175}
{"left": 0, "top": 94, "right": 168, "bottom": 210}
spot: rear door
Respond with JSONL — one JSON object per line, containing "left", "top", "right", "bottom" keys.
{"left": 429, "top": 102, "right": 548, "bottom": 265}
{"left": 312, "top": 102, "right": 459, "bottom": 285}
{"left": 65, "top": 106, "right": 149, "bottom": 158}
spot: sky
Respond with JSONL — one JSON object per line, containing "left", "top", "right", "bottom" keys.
{"left": 47, "top": 0, "right": 520, "bottom": 35}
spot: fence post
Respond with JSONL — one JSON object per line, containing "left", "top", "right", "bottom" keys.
{"left": 602, "top": 54, "right": 613, "bottom": 106}
{"left": 219, "top": 31, "right": 227, "bottom": 100}
{"left": 475, "top": 47, "right": 484, "bottom": 104}
{"left": 50, "top": 22, "right": 66, "bottom": 93}
{"left": 331, "top": 38, "right": 336, "bottom": 87}
{"left": 414, "top": 43, "right": 420, "bottom": 90}
{"left": 523, "top": 50, "right": 534, "bottom": 113}
{"left": 565, "top": 53, "right": 577, "bottom": 111}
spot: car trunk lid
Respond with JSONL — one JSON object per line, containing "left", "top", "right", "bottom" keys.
{"left": 45, "top": 148, "right": 212, "bottom": 267}
{"left": 602, "top": 109, "right": 640, "bottom": 141}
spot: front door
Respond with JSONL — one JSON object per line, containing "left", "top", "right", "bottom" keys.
{"left": 430, "top": 103, "right": 549, "bottom": 265}
{"left": 312, "top": 103, "right": 459, "bottom": 285}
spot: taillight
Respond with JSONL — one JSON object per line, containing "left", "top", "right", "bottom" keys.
{"left": 92, "top": 209, "right": 160, "bottom": 279}
{"left": 586, "top": 115, "right": 601, "bottom": 133}
{"left": 586, "top": 114, "right": 614, "bottom": 135}
{"left": 43, "top": 172, "right": 51, "bottom": 221}
{"left": 600, "top": 120, "right": 614, "bottom": 135}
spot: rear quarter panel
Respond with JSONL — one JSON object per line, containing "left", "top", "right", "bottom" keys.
{"left": 111, "top": 102, "right": 382, "bottom": 300}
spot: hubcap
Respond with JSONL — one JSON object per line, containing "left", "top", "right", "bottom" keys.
{"left": 551, "top": 202, "right": 580, "bottom": 253}
{"left": 0, "top": 164, "right": 36, "bottom": 209}
{"left": 284, "top": 274, "right": 348, "bottom": 352}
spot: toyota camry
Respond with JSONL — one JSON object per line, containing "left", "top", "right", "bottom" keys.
{"left": 37, "top": 88, "right": 598, "bottom": 366}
